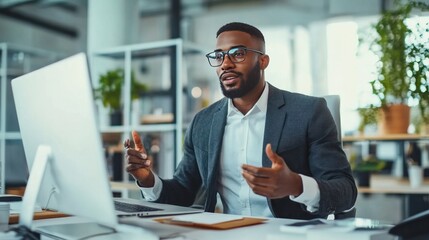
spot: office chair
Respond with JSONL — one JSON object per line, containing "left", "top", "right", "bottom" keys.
{"left": 323, "top": 95, "right": 356, "bottom": 219}
{"left": 323, "top": 95, "right": 342, "bottom": 144}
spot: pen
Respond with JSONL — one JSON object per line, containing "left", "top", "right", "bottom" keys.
{"left": 123, "top": 139, "right": 130, "bottom": 149}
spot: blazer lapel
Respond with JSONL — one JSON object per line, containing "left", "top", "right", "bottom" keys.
{"left": 262, "top": 84, "right": 287, "bottom": 167}
{"left": 205, "top": 99, "right": 227, "bottom": 211}
{"left": 208, "top": 99, "right": 227, "bottom": 177}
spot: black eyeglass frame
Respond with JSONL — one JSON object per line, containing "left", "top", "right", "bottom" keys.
{"left": 205, "top": 47, "right": 264, "bottom": 67}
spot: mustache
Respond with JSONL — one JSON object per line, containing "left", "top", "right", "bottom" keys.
{"left": 219, "top": 71, "right": 242, "bottom": 80}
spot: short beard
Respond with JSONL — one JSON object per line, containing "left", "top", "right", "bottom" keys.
{"left": 220, "top": 63, "right": 260, "bottom": 99}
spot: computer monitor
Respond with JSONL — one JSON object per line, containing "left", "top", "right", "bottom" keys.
{"left": 11, "top": 53, "right": 117, "bottom": 228}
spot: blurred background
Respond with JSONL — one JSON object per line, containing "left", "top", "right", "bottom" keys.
{"left": 1, "top": 0, "right": 429, "bottom": 224}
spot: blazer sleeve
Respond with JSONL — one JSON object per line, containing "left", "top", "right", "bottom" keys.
{"left": 307, "top": 98, "right": 357, "bottom": 216}
{"left": 269, "top": 94, "right": 357, "bottom": 219}
{"left": 155, "top": 116, "right": 203, "bottom": 206}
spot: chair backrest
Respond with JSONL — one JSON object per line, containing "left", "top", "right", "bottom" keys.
{"left": 323, "top": 95, "right": 342, "bottom": 143}
{"left": 323, "top": 95, "right": 356, "bottom": 219}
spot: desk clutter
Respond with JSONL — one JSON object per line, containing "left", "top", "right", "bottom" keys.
{"left": 268, "top": 218, "right": 395, "bottom": 240}
{"left": 0, "top": 194, "right": 22, "bottom": 225}
{"left": 0, "top": 203, "right": 10, "bottom": 225}
{"left": 154, "top": 212, "right": 267, "bottom": 230}
{"left": 0, "top": 194, "right": 68, "bottom": 225}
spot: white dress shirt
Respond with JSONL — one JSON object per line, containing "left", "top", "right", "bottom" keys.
{"left": 140, "top": 83, "right": 321, "bottom": 215}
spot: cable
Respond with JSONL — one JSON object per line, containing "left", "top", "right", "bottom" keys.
{"left": 44, "top": 186, "right": 57, "bottom": 210}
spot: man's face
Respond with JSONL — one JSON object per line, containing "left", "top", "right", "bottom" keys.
{"left": 215, "top": 31, "right": 264, "bottom": 98}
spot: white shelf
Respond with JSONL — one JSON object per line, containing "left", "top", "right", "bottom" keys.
{"left": 3, "top": 132, "right": 21, "bottom": 139}
{"left": 91, "top": 39, "right": 208, "bottom": 185}
{"left": 0, "top": 43, "right": 62, "bottom": 194}
{"left": 100, "top": 124, "right": 177, "bottom": 134}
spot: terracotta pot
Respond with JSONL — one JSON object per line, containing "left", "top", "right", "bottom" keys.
{"left": 378, "top": 104, "right": 410, "bottom": 134}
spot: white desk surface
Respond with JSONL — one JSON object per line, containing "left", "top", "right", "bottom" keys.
{"left": 31, "top": 213, "right": 394, "bottom": 240}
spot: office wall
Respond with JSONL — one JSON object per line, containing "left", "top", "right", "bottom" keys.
{"left": 0, "top": 3, "right": 87, "bottom": 55}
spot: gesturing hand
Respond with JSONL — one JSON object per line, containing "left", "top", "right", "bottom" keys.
{"left": 125, "top": 130, "right": 154, "bottom": 187}
{"left": 241, "top": 144, "right": 303, "bottom": 199}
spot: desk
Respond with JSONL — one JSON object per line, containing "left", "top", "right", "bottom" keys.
{"left": 356, "top": 175, "right": 429, "bottom": 222}
{"left": 359, "top": 174, "right": 429, "bottom": 194}
{"left": 9, "top": 211, "right": 69, "bottom": 225}
{"left": 30, "top": 214, "right": 394, "bottom": 240}
{"left": 343, "top": 134, "right": 429, "bottom": 141}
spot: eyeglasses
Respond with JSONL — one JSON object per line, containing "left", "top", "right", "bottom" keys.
{"left": 205, "top": 47, "right": 264, "bottom": 67}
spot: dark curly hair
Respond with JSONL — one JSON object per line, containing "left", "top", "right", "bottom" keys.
{"left": 216, "top": 22, "right": 265, "bottom": 43}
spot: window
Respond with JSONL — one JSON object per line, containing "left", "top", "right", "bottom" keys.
{"left": 326, "top": 18, "right": 379, "bottom": 134}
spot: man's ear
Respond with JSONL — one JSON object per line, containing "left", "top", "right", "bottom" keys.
{"left": 260, "top": 54, "right": 270, "bottom": 70}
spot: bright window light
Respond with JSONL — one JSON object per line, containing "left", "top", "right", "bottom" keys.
{"left": 326, "top": 18, "right": 378, "bottom": 134}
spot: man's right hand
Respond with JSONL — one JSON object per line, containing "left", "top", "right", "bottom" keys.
{"left": 125, "top": 130, "right": 155, "bottom": 187}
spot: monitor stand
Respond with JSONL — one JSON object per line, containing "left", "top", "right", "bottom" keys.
{"left": 18, "top": 145, "right": 159, "bottom": 240}
{"left": 20, "top": 145, "right": 52, "bottom": 227}
{"left": 18, "top": 146, "right": 116, "bottom": 239}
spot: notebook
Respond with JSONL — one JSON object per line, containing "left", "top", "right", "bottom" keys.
{"left": 11, "top": 53, "right": 202, "bottom": 237}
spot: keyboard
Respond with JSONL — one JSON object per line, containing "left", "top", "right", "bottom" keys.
{"left": 114, "top": 201, "right": 161, "bottom": 213}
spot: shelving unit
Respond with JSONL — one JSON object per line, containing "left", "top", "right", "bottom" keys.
{"left": 343, "top": 134, "right": 429, "bottom": 177}
{"left": 90, "top": 39, "right": 210, "bottom": 189}
{"left": 0, "top": 43, "right": 62, "bottom": 194}
{"left": 344, "top": 134, "right": 429, "bottom": 220}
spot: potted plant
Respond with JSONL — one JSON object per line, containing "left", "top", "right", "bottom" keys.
{"left": 366, "top": 1, "right": 429, "bottom": 134}
{"left": 350, "top": 154, "right": 386, "bottom": 187}
{"left": 94, "top": 68, "right": 148, "bottom": 125}
{"left": 357, "top": 105, "right": 379, "bottom": 134}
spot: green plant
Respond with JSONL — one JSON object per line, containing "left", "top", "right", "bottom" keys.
{"left": 349, "top": 153, "right": 386, "bottom": 187}
{"left": 351, "top": 154, "right": 386, "bottom": 172}
{"left": 94, "top": 68, "right": 148, "bottom": 113}
{"left": 357, "top": 105, "right": 379, "bottom": 133}
{"left": 408, "top": 13, "right": 429, "bottom": 124}
{"left": 367, "top": 1, "right": 429, "bottom": 110}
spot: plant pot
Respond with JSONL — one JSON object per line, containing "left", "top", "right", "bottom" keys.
{"left": 110, "top": 111, "right": 123, "bottom": 126}
{"left": 378, "top": 104, "right": 410, "bottom": 134}
{"left": 354, "top": 171, "right": 371, "bottom": 187}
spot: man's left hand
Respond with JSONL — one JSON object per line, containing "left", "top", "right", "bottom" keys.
{"left": 241, "top": 143, "right": 303, "bottom": 199}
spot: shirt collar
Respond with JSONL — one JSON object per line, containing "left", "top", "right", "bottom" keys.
{"left": 227, "top": 83, "right": 269, "bottom": 116}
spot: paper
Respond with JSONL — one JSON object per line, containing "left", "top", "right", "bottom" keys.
{"left": 171, "top": 212, "right": 243, "bottom": 225}
{"left": 280, "top": 218, "right": 392, "bottom": 235}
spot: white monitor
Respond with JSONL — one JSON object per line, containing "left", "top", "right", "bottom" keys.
{"left": 11, "top": 53, "right": 117, "bottom": 228}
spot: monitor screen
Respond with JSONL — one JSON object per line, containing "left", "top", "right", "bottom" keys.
{"left": 11, "top": 53, "right": 117, "bottom": 228}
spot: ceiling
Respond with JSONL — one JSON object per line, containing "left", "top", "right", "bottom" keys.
{"left": 0, "top": 0, "right": 330, "bottom": 38}
{"left": 1, "top": 0, "right": 428, "bottom": 39}
{"left": 0, "top": 0, "right": 85, "bottom": 37}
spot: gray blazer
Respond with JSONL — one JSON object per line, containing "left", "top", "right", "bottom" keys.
{"left": 156, "top": 83, "right": 357, "bottom": 219}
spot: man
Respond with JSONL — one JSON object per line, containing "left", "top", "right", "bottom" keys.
{"left": 126, "top": 22, "right": 357, "bottom": 219}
